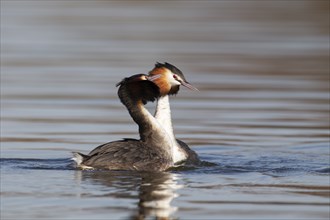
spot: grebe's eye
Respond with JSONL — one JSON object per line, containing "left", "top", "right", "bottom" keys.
{"left": 173, "top": 74, "right": 178, "bottom": 79}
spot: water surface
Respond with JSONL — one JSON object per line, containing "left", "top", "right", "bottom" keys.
{"left": 1, "top": 1, "right": 329, "bottom": 219}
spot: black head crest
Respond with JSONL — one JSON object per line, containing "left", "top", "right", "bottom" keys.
{"left": 116, "top": 74, "right": 145, "bottom": 87}
{"left": 155, "top": 62, "right": 187, "bottom": 82}
{"left": 117, "top": 74, "right": 160, "bottom": 105}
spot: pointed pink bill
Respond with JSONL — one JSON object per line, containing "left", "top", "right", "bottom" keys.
{"left": 181, "top": 81, "right": 199, "bottom": 91}
{"left": 146, "top": 74, "right": 161, "bottom": 82}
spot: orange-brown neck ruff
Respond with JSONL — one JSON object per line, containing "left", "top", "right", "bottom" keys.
{"left": 149, "top": 67, "right": 176, "bottom": 96}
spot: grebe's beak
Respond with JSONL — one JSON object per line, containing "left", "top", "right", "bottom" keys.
{"left": 146, "top": 74, "right": 161, "bottom": 82}
{"left": 181, "top": 81, "right": 199, "bottom": 91}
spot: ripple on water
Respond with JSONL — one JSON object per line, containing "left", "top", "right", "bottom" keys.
{"left": 1, "top": 149, "right": 328, "bottom": 177}
{"left": 0, "top": 158, "right": 75, "bottom": 170}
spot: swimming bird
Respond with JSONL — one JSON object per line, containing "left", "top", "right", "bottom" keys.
{"left": 148, "top": 62, "right": 200, "bottom": 165}
{"left": 73, "top": 63, "right": 200, "bottom": 170}
{"left": 73, "top": 74, "right": 174, "bottom": 171}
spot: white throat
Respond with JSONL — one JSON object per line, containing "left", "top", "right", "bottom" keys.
{"left": 154, "top": 95, "right": 187, "bottom": 163}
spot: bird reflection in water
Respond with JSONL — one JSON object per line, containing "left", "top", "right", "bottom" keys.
{"left": 74, "top": 171, "right": 183, "bottom": 220}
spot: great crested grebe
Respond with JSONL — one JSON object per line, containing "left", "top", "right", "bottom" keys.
{"left": 148, "top": 62, "right": 200, "bottom": 165}
{"left": 72, "top": 63, "right": 199, "bottom": 171}
{"left": 73, "top": 74, "right": 174, "bottom": 171}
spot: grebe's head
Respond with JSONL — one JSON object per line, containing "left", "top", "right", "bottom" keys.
{"left": 147, "top": 62, "right": 198, "bottom": 96}
{"left": 116, "top": 74, "right": 160, "bottom": 104}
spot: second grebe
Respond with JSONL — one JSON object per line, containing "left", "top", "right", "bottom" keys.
{"left": 73, "top": 74, "right": 174, "bottom": 171}
{"left": 148, "top": 63, "right": 200, "bottom": 165}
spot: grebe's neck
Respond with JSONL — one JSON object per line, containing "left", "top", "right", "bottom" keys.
{"left": 154, "top": 95, "right": 175, "bottom": 141}
{"left": 118, "top": 85, "right": 173, "bottom": 160}
{"left": 154, "top": 95, "right": 187, "bottom": 163}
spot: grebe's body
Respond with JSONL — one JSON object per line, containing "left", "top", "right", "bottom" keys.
{"left": 73, "top": 63, "right": 200, "bottom": 171}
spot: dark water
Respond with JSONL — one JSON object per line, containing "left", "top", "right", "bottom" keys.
{"left": 1, "top": 1, "right": 329, "bottom": 219}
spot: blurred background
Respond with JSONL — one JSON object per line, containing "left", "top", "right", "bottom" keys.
{"left": 1, "top": 1, "right": 329, "bottom": 219}
{"left": 1, "top": 1, "right": 329, "bottom": 156}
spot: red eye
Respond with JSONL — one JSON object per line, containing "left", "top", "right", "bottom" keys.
{"left": 173, "top": 74, "right": 177, "bottom": 79}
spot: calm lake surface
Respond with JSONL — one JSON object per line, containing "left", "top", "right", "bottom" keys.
{"left": 1, "top": 1, "right": 329, "bottom": 219}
